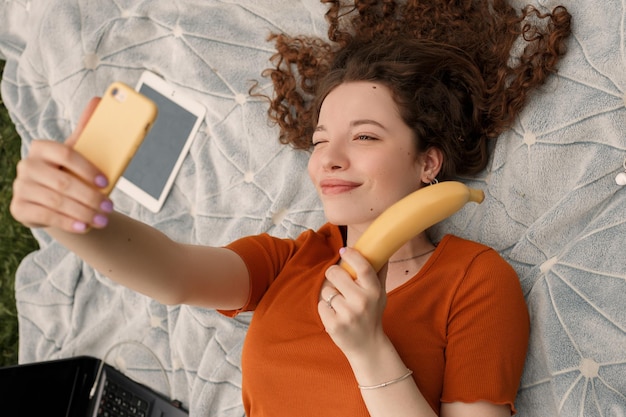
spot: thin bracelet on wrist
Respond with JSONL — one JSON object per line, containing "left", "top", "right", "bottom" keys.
{"left": 357, "top": 369, "right": 413, "bottom": 390}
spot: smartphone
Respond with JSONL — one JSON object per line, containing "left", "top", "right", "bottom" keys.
{"left": 116, "top": 71, "right": 206, "bottom": 212}
{"left": 73, "top": 81, "right": 158, "bottom": 195}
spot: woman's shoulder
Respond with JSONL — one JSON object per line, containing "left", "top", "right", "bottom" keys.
{"left": 295, "top": 222, "right": 344, "bottom": 247}
{"left": 226, "top": 223, "right": 342, "bottom": 261}
{"left": 436, "top": 234, "right": 495, "bottom": 257}
{"left": 435, "top": 234, "right": 517, "bottom": 281}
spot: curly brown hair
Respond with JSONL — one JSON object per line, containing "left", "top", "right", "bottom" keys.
{"left": 261, "top": 0, "right": 571, "bottom": 178}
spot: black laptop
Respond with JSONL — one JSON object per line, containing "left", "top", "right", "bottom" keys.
{"left": 0, "top": 355, "right": 188, "bottom": 417}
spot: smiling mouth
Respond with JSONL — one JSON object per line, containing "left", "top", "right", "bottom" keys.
{"left": 319, "top": 180, "right": 360, "bottom": 195}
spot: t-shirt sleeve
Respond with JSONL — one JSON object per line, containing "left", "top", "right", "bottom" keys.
{"left": 218, "top": 234, "right": 296, "bottom": 317}
{"left": 441, "top": 248, "right": 530, "bottom": 415}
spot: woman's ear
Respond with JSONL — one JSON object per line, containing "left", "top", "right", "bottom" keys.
{"left": 419, "top": 147, "right": 444, "bottom": 184}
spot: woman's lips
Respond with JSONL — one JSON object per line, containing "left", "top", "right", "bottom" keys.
{"left": 319, "top": 179, "right": 361, "bottom": 195}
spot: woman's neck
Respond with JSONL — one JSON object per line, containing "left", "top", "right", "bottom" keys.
{"left": 344, "top": 224, "right": 435, "bottom": 284}
{"left": 384, "top": 235, "right": 436, "bottom": 291}
{"left": 345, "top": 224, "right": 433, "bottom": 255}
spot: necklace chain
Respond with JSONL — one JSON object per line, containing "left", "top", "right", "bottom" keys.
{"left": 388, "top": 248, "right": 435, "bottom": 264}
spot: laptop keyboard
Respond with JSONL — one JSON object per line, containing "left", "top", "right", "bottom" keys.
{"left": 97, "top": 378, "right": 150, "bottom": 417}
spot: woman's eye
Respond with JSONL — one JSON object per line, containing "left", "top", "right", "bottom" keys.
{"left": 356, "top": 134, "right": 376, "bottom": 141}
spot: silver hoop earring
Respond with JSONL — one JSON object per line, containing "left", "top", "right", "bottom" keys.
{"left": 429, "top": 178, "right": 439, "bottom": 186}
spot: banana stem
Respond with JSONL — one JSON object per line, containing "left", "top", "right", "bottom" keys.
{"left": 469, "top": 188, "right": 485, "bottom": 203}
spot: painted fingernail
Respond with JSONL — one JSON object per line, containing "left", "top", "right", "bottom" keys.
{"left": 94, "top": 175, "right": 108, "bottom": 188}
{"left": 93, "top": 214, "right": 108, "bottom": 227}
{"left": 100, "top": 200, "right": 114, "bottom": 213}
{"left": 339, "top": 247, "right": 346, "bottom": 255}
{"left": 72, "top": 221, "right": 87, "bottom": 232}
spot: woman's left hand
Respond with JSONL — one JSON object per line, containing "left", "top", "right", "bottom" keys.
{"left": 318, "top": 247, "right": 388, "bottom": 356}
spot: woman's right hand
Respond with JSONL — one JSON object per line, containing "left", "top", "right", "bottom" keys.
{"left": 10, "top": 98, "right": 114, "bottom": 233}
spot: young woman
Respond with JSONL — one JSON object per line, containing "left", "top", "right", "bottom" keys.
{"left": 10, "top": 1, "right": 571, "bottom": 416}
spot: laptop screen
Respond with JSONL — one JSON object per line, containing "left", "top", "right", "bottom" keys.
{"left": 0, "top": 356, "right": 98, "bottom": 417}
{"left": 0, "top": 356, "right": 188, "bottom": 417}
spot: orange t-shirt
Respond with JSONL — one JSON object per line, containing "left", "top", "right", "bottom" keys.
{"left": 222, "top": 223, "right": 529, "bottom": 416}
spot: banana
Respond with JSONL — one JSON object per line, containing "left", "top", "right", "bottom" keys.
{"left": 341, "top": 181, "right": 484, "bottom": 278}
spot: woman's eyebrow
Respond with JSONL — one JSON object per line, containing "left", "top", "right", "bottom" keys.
{"left": 315, "top": 119, "right": 388, "bottom": 132}
{"left": 350, "top": 119, "right": 388, "bottom": 131}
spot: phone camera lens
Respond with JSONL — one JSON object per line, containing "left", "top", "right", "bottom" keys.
{"left": 112, "top": 87, "right": 127, "bottom": 102}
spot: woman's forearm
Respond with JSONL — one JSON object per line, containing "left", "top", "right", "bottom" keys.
{"left": 348, "top": 336, "right": 437, "bottom": 417}
{"left": 46, "top": 211, "right": 249, "bottom": 308}
{"left": 46, "top": 211, "right": 189, "bottom": 303}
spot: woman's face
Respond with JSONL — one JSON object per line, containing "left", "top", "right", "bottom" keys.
{"left": 308, "top": 81, "right": 426, "bottom": 229}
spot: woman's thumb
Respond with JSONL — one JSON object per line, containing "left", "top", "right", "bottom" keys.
{"left": 66, "top": 97, "right": 101, "bottom": 147}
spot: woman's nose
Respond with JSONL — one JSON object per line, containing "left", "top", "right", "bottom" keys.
{"left": 321, "top": 140, "right": 348, "bottom": 171}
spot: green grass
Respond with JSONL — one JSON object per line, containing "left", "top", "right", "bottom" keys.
{"left": 0, "top": 60, "right": 40, "bottom": 367}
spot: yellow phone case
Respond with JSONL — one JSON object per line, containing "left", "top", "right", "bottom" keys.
{"left": 73, "top": 82, "right": 158, "bottom": 195}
